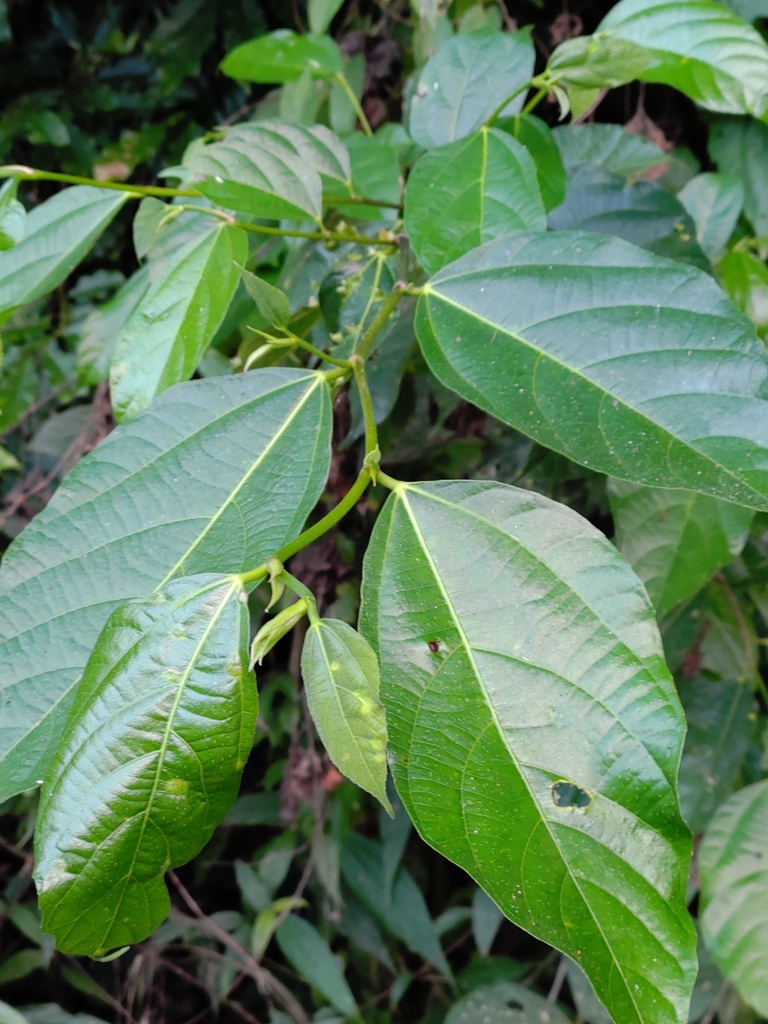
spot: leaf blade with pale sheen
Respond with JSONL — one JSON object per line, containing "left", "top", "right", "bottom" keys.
{"left": 416, "top": 231, "right": 768, "bottom": 510}
{"left": 0, "top": 368, "right": 332, "bottom": 803}
{"left": 34, "top": 573, "right": 255, "bottom": 956}
{"left": 360, "top": 478, "right": 697, "bottom": 1024}
{"left": 220, "top": 29, "right": 342, "bottom": 83}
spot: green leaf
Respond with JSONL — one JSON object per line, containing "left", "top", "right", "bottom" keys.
{"left": 224, "top": 121, "right": 351, "bottom": 190}
{"left": 241, "top": 267, "right": 291, "bottom": 327}
{"left": 220, "top": 30, "right": 342, "bottom": 83}
{"left": 0, "top": 444, "right": 20, "bottom": 472}
{"left": 415, "top": 231, "right": 768, "bottom": 510}
{"left": 0, "top": 178, "right": 26, "bottom": 251}
{"left": 308, "top": 0, "right": 345, "bottom": 35}
{"left": 471, "top": 889, "right": 503, "bottom": 958}
{"left": 722, "top": 0, "right": 768, "bottom": 21}
{"left": 719, "top": 249, "right": 768, "bottom": 335}
{"left": 185, "top": 129, "right": 324, "bottom": 222}
{"left": 326, "top": 135, "right": 401, "bottom": 219}
{"left": 565, "top": 959, "right": 614, "bottom": 1024}
{"left": 110, "top": 223, "right": 247, "bottom": 420}
{"left": 553, "top": 123, "right": 668, "bottom": 179}
{"left": 608, "top": 481, "right": 753, "bottom": 616}
{"left": 132, "top": 197, "right": 169, "bottom": 261}
{"left": 496, "top": 114, "right": 566, "bottom": 212}
{"left": 301, "top": 618, "right": 391, "bottom": 812}
{"left": 700, "top": 778, "right": 768, "bottom": 1016}
{"left": 0, "top": 186, "right": 128, "bottom": 318}
{"left": 677, "top": 677, "right": 756, "bottom": 834}
{"left": 360, "top": 478, "right": 697, "bottom": 1024}
{"left": 34, "top": 573, "right": 255, "bottom": 956}
{"left": 708, "top": 116, "right": 768, "bottom": 236}
{"left": 76, "top": 266, "right": 151, "bottom": 386}
{"left": 0, "top": 368, "right": 332, "bottom": 803}
{"left": 0, "top": 1001, "right": 30, "bottom": 1024}
{"left": 338, "top": 897, "right": 395, "bottom": 972}
{"left": 380, "top": 790, "right": 411, "bottom": 902}
{"left": 602, "top": 0, "right": 768, "bottom": 117}
{"left": 404, "top": 127, "right": 546, "bottom": 275}
{"left": 276, "top": 915, "right": 357, "bottom": 1017}
{"left": 678, "top": 173, "right": 743, "bottom": 261}
{"left": 445, "top": 983, "right": 571, "bottom": 1024}
{"left": 408, "top": 29, "right": 535, "bottom": 149}
{"left": 340, "top": 834, "right": 451, "bottom": 976}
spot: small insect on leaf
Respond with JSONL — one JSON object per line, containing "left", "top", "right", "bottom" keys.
{"left": 33, "top": 573, "right": 256, "bottom": 958}
{"left": 301, "top": 618, "right": 392, "bottom": 814}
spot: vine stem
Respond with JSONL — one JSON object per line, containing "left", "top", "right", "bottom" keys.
{"left": 350, "top": 354, "right": 378, "bottom": 459}
{"left": 483, "top": 78, "right": 536, "bottom": 128}
{"left": 240, "top": 468, "right": 373, "bottom": 585}
{"left": 0, "top": 164, "right": 200, "bottom": 198}
{"left": 155, "top": 203, "right": 394, "bottom": 248}
{"left": 355, "top": 283, "right": 409, "bottom": 360}
{"left": 333, "top": 72, "right": 373, "bottom": 137}
{"left": 520, "top": 86, "right": 549, "bottom": 117}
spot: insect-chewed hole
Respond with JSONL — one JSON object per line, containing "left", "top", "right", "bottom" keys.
{"left": 506, "top": 999, "right": 523, "bottom": 1011}
{"left": 551, "top": 781, "right": 592, "bottom": 810}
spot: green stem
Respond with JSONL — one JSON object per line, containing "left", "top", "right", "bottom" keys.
{"left": 240, "top": 468, "right": 372, "bottom": 585}
{"left": 484, "top": 79, "right": 536, "bottom": 127}
{"left": 520, "top": 86, "right": 548, "bottom": 117}
{"left": 179, "top": 203, "right": 392, "bottom": 247}
{"left": 250, "top": 327, "right": 352, "bottom": 368}
{"left": 333, "top": 73, "right": 373, "bottom": 137}
{"left": 350, "top": 355, "right": 378, "bottom": 459}
{"left": 0, "top": 164, "right": 200, "bottom": 198}
{"left": 354, "top": 285, "right": 407, "bottom": 360}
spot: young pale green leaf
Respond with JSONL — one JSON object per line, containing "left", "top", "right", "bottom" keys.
{"left": 0, "top": 178, "right": 26, "bottom": 250}
{"left": 241, "top": 266, "right": 291, "bottom": 327}
{"left": 495, "top": 114, "right": 566, "bottom": 212}
{"left": 678, "top": 173, "right": 743, "bottom": 261}
{"left": 301, "top": 618, "right": 391, "bottom": 813}
{"left": 34, "top": 573, "right": 255, "bottom": 956}
{"left": 76, "top": 265, "right": 151, "bottom": 386}
{"left": 185, "top": 129, "right": 324, "bottom": 223}
{"left": 340, "top": 834, "right": 451, "bottom": 977}
{"left": 598, "top": 0, "right": 768, "bottom": 118}
{"left": 276, "top": 915, "right": 357, "bottom": 1017}
{"left": 0, "top": 368, "right": 332, "bottom": 804}
{"left": 0, "top": 186, "right": 128, "bottom": 318}
{"left": 471, "top": 890, "right": 503, "bottom": 958}
{"left": 608, "top": 481, "right": 753, "bottom": 616}
{"left": 220, "top": 29, "right": 342, "bottom": 83}
{"left": 553, "top": 123, "right": 668, "bottom": 179}
{"left": 708, "top": 117, "right": 768, "bottom": 236}
{"left": 360, "top": 478, "right": 697, "bottom": 1024}
{"left": 408, "top": 29, "right": 535, "bottom": 150}
{"left": 308, "top": 0, "right": 344, "bottom": 34}
{"left": 677, "top": 677, "right": 756, "bottom": 835}
{"left": 445, "top": 983, "right": 571, "bottom": 1024}
{"left": 700, "top": 779, "right": 768, "bottom": 1015}
{"left": 110, "top": 223, "right": 247, "bottom": 421}
{"left": 404, "top": 127, "right": 546, "bottom": 275}
{"left": 416, "top": 231, "right": 768, "bottom": 511}
{"left": 719, "top": 249, "right": 768, "bottom": 335}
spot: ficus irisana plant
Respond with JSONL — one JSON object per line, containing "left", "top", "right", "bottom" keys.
{"left": 4, "top": 0, "right": 768, "bottom": 1020}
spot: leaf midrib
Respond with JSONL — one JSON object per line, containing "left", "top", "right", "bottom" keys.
{"left": 395, "top": 486, "right": 646, "bottom": 1024}
{"left": 424, "top": 287, "right": 768, "bottom": 508}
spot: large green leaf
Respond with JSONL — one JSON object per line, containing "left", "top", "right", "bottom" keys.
{"left": 553, "top": 123, "right": 668, "bottom": 179}
{"left": 34, "top": 573, "right": 255, "bottom": 956}
{"left": 416, "top": 231, "right": 768, "bottom": 510}
{"left": 222, "top": 121, "right": 351, "bottom": 190}
{"left": 360, "top": 478, "right": 697, "bottom": 1024}
{"left": 708, "top": 117, "right": 768, "bottom": 236}
{"left": 404, "top": 127, "right": 546, "bottom": 275}
{"left": 0, "top": 186, "right": 128, "bottom": 318}
{"left": 408, "top": 29, "right": 535, "bottom": 150}
{"left": 110, "top": 223, "right": 247, "bottom": 421}
{"left": 677, "top": 677, "right": 756, "bottom": 835}
{"left": 185, "top": 129, "right": 324, "bottom": 222}
{"left": 220, "top": 29, "right": 342, "bottom": 83}
{"left": 0, "top": 369, "right": 332, "bottom": 804}
{"left": 608, "top": 481, "right": 753, "bottom": 616}
{"left": 700, "top": 778, "right": 768, "bottom": 1015}
{"left": 550, "top": 0, "right": 768, "bottom": 119}
{"left": 301, "top": 618, "right": 391, "bottom": 812}
{"left": 276, "top": 915, "right": 357, "bottom": 1017}
{"left": 600, "top": 0, "right": 768, "bottom": 117}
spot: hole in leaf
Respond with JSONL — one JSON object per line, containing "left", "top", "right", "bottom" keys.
{"left": 505, "top": 1000, "right": 523, "bottom": 1011}
{"left": 551, "top": 781, "right": 592, "bottom": 810}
